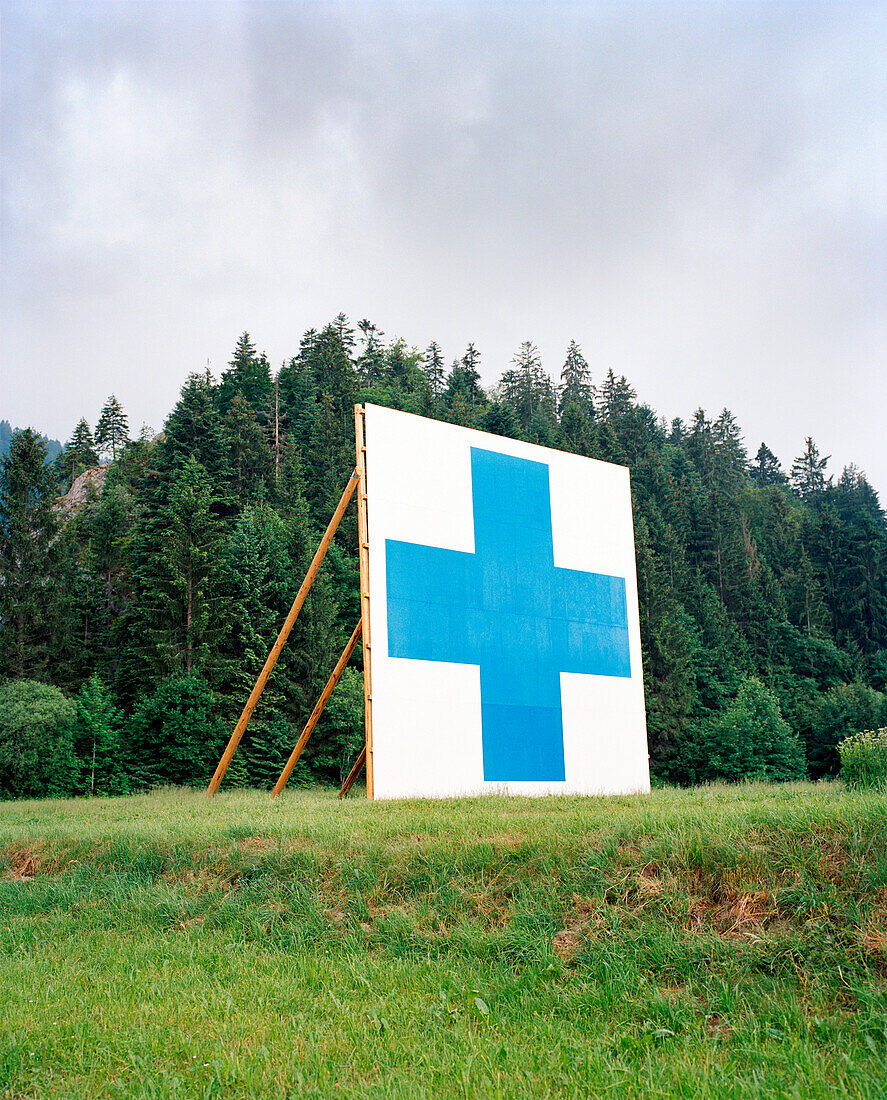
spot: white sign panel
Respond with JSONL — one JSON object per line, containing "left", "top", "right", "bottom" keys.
{"left": 365, "top": 404, "right": 649, "bottom": 799}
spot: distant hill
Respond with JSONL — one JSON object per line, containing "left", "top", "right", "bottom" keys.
{"left": 0, "top": 419, "right": 63, "bottom": 464}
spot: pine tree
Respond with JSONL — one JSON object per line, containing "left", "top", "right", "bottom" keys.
{"left": 67, "top": 418, "right": 99, "bottom": 474}
{"left": 356, "top": 320, "right": 387, "bottom": 383}
{"left": 128, "top": 457, "right": 227, "bottom": 683}
{"left": 791, "top": 437, "right": 830, "bottom": 498}
{"left": 829, "top": 467, "right": 887, "bottom": 653}
{"left": 597, "top": 369, "right": 636, "bottom": 419}
{"left": 0, "top": 430, "right": 63, "bottom": 678}
{"left": 558, "top": 400, "right": 595, "bottom": 455}
{"left": 269, "top": 368, "right": 287, "bottom": 477}
{"left": 332, "top": 312, "right": 356, "bottom": 357}
{"left": 218, "top": 503, "right": 295, "bottom": 785}
{"left": 712, "top": 409, "right": 748, "bottom": 474}
{"left": 65, "top": 480, "right": 138, "bottom": 685}
{"left": 300, "top": 324, "right": 357, "bottom": 512}
{"left": 460, "top": 343, "right": 485, "bottom": 407}
{"left": 71, "top": 675, "right": 128, "bottom": 796}
{"left": 95, "top": 395, "right": 130, "bottom": 460}
{"left": 558, "top": 340, "right": 593, "bottom": 413}
{"left": 481, "top": 400, "right": 522, "bottom": 440}
{"left": 158, "top": 371, "right": 231, "bottom": 491}
{"left": 276, "top": 357, "right": 317, "bottom": 462}
{"left": 222, "top": 392, "right": 273, "bottom": 498}
{"left": 423, "top": 341, "right": 446, "bottom": 397}
{"left": 499, "top": 342, "right": 555, "bottom": 432}
{"left": 219, "top": 333, "right": 273, "bottom": 416}
{"left": 750, "top": 443, "right": 787, "bottom": 487}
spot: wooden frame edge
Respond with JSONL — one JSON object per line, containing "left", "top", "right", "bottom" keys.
{"left": 354, "top": 404, "right": 374, "bottom": 800}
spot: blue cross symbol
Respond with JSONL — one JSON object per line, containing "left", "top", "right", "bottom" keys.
{"left": 385, "top": 447, "right": 631, "bottom": 782}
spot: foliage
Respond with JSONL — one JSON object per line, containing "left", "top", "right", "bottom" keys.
{"left": 94, "top": 394, "right": 130, "bottom": 460}
{"left": 132, "top": 456, "right": 227, "bottom": 679}
{"left": 673, "top": 677, "right": 806, "bottom": 784}
{"left": 558, "top": 339, "right": 593, "bottom": 413}
{"left": 3, "top": 317, "right": 887, "bottom": 794}
{"left": 0, "top": 420, "right": 62, "bottom": 464}
{"left": 0, "top": 430, "right": 63, "bottom": 679}
{"left": 308, "top": 664, "right": 365, "bottom": 781}
{"left": 499, "top": 341, "right": 555, "bottom": 431}
{"left": 750, "top": 442, "right": 786, "bottom": 487}
{"left": 65, "top": 417, "right": 99, "bottom": 478}
{"left": 838, "top": 725, "right": 887, "bottom": 791}
{"left": 423, "top": 340, "right": 446, "bottom": 396}
{"left": 803, "top": 681, "right": 887, "bottom": 778}
{"left": 129, "top": 674, "right": 226, "bottom": 788}
{"left": 791, "top": 436, "right": 830, "bottom": 498}
{"left": 70, "top": 675, "right": 128, "bottom": 796}
{"left": 0, "top": 679, "right": 77, "bottom": 798}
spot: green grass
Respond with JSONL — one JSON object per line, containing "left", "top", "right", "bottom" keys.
{"left": 1, "top": 782, "right": 886, "bottom": 1098}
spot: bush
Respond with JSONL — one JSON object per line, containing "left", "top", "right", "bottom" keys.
{"left": 0, "top": 679, "right": 78, "bottom": 798}
{"left": 838, "top": 727, "right": 887, "bottom": 791}
{"left": 675, "top": 676, "right": 807, "bottom": 784}
{"left": 129, "top": 674, "right": 226, "bottom": 789}
{"left": 70, "top": 675, "right": 129, "bottom": 796}
{"left": 805, "top": 682, "right": 887, "bottom": 778}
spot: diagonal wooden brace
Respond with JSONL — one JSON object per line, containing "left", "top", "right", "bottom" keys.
{"left": 338, "top": 745, "right": 367, "bottom": 799}
{"left": 271, "top": 620, "right": 363, "bottom": 797}
{"left": 206, "top": 468, "right": 360, "bottom": 796}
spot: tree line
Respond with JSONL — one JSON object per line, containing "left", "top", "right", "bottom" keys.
{"left": 1, "top": 316, "right": 885, "bottom": 797}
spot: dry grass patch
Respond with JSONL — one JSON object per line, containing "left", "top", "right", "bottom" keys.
{"left": 3, "top": 840, "right": 48, "bottom": 880}
{"left": 552, "top": 894, "right": 602, "bottom": 962}
{"left": 484, "top": 832, "right": 526, "bottom": 850}
{"left": 635, "top": 863, "right": 665, "bottom": 900}
{"left": 233, "top": 834, "right": 279, "bottom": 853}
{"left": 860, "top": 890, "right": 887, "bottom": 973}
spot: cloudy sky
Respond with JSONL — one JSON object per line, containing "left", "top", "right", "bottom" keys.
{"left": 2, "top": 1, "right": 885, "bottom": 490}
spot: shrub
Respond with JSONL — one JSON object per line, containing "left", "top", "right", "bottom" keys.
{"left": 805, "top": 682, "right": 887, "bottom": 778}
{"left": 129, "top": 674, "right": 226, "bottom": 789}
{"left": 0, "top": 679, "right": 78, "bottom": 798}
{"left": 676, "top": 676, "right": 807, "bottom": 784}
{"left": 838, "top": 727, "right": 887, "bottom": 791}
{"left": 70, "top": 675, "right": 129, "bottom": 796}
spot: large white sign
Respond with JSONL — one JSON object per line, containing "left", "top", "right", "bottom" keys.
{"left": 365, "top": 404, "right": 649, "bottom": 799}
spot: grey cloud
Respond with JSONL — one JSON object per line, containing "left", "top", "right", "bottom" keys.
{"left": 1, "top": 0, "right": 884, "bottom": 491}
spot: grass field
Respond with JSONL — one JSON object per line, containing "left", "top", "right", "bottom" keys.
{"left": 1, "top": 782, "right": 886, "bottom": 1098}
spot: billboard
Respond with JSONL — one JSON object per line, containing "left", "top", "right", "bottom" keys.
{"left": 365, "top": 403, "right": 649, "bottom": 799}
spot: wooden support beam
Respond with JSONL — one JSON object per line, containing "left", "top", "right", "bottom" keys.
{"left": 271, "top": 620, "right": 362, "bottom": 798}
{"left": 354, "top": 404, "right": 375, "bottom": 799}
{"left": 338, "top": 745, "right": 366, "bottom": 799}
{"left": 206, "top": 468, "right": 360, "bottom": 797}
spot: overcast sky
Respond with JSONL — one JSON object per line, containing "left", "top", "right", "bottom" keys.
{"left": 2, "top": 0, "right": 885, "bottom": 491}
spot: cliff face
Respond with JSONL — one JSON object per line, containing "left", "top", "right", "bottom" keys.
{"left": 57, "top": 464, "right": 110, "bottom": 517}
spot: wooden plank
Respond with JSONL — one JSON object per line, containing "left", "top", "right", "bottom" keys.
{"left": 270, "top": 620, "right": 362, "bottom": 798}
{"left": 206, "top": 468, "right": 360, "bottom": 796}
{"left": 354, "top": 404, "right": 375, "bottom": 799}
{"left": 338, "top": 745, "right": 366, "bottom": 799}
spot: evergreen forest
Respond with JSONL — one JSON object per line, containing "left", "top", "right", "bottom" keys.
{"left": 2, "top": 317, "right": 886, "bottom": 798}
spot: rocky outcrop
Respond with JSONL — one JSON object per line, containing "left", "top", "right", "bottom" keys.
{"left": 56, "top": 464, "right": 110, "bottom": 517}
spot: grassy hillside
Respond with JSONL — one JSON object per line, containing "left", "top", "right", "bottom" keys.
{"left": 2, "top": 784, "right": 886, "bottom": 1098}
